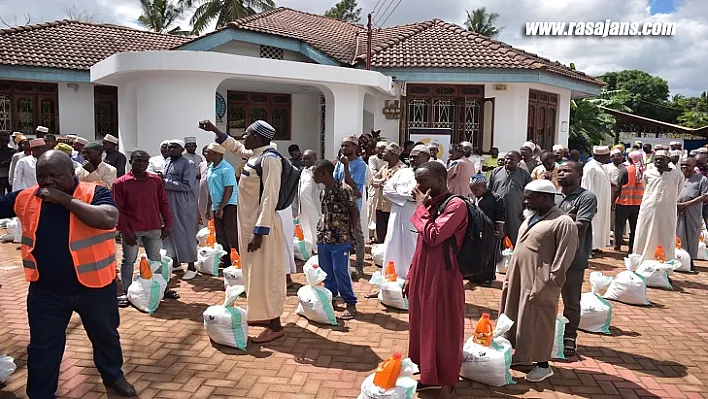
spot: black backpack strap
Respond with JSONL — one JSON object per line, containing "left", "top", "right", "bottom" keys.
{"left": 253, "top": 148, "right": 281, "bottom": 204}
{"left": 433, "top": 193, "right": 462, "bottom": 271}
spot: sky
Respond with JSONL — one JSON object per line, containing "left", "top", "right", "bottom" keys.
{"left": 0, "top": 0, "right": 706, "bottom": 97}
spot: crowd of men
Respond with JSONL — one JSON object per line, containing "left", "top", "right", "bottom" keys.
{"left": 3, "top": 120, "right": 708, "bottom": 399}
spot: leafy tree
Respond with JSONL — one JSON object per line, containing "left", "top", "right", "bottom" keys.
{"left": 674, "top": 91, "right": 708, "bottom": 128}
{"left": 464, "top": 7, "right": 503, "bottom": 38}
{"left": 137, "top": 0, "right": 188, "bottom": 34}
{"left": 324, "top": 0, "right": 361, "bottom": 23}
{"left": 599, "top": 70, "right": 671, "bottom": 122}
{"left": 181, "top": 0, "right": 275, "bottom": 35}
{"left": 569, "top": 94, "right": 630, "bottom": 151}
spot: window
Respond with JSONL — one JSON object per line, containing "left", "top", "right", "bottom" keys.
{"left": 527, "top": 89, "right": 559, "bottom": 150}
{"left": 94, "top": 85, "right": 118, "bottom": 140}
{"left": 259, "top": 45, "right": 284, "bottom": 60}
{"left": 226, "top": 91, "right": 291, "bottom": 140}
{"left": 0, "top": 80, "right": 59, "bottom": 134}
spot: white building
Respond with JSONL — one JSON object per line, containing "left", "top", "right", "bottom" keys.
{"left": 0, "top": 8, "right": 602, "bottom": 159}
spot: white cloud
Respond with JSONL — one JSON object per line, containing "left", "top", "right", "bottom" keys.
{"left": 0, "top": 0, "right": 705, "bottom": 96}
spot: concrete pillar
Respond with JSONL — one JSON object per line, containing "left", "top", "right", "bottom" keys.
{"left": 323, "top": 83, "right": 365, "bottom": 159}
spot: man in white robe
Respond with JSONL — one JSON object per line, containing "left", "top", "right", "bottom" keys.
{"left": 13, "top": 139, "right": 49, "bottom": 191}
{"left": 634, "top": 150, "right": 685, "bottom": 263}
{"left": 298, "top": 150, "right": 321, "bottom": 250}
{"left": 581, "top": 146, "right": 612, "bottom": 250}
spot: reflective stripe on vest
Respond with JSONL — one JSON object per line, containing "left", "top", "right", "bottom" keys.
{"left": 14, "top": 182, "right": 117, "bottom": 288}
{"left": 617, "top": 165, "right": 644, "bottom": 206}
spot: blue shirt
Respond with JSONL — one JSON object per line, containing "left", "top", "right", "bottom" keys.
{"left": 334, "top": 157, "right": 366, "bottom": 210}
{"left": 207, "top": 159, "right": 238, "bottom": 210}
{"left": 0, "top": 181, "right": 116, "bottom": 293}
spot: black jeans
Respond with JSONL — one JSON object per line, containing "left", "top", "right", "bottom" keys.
{"left": 375, "top": 210, "right": 390, "bottom": 244}
{"left": 614, "top": 204, "right": 640, "bottom": 252}
{"left": 561, "top": 267, "right": 585, "bottom": 341}
{"left": 26, "top": 281, "right": 124, "bottom": 399}
{"left": 0, "top": 177, "right": 10, "bottom": 194}
{"left": 214, "top": 204, "right": 238, "bottom": 266}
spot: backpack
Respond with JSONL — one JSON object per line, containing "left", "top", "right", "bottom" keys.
{"left": 253, "top": 148, "right": 302, "bottom": 211}
{"left": 433, "top": 194, "right": 497, "bottom": 278}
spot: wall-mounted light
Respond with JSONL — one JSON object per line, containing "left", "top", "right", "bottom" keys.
{"left": 66, "top": 83, "right": 79, "bottom": 92}
{"left": 561, "top": 121, "right": 568, "bottom": 132}
{"left": 382, "top": 100, "right": 401, "bottom": 119}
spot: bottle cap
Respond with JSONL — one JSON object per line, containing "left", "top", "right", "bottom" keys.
{"left": 482, "top": 313, "right": 490, "bottom": 319}
{"left": 392, "top": 352, "right": 402, "bottom": 360}
{"left": 312, "top": 264, "right": 318, "bottom": 269}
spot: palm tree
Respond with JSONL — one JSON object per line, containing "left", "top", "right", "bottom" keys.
{"left": 569, "top": 96, "right": 631, "bottom": 151}
{"left": 137, "top": 0, "right": 188, "bottom": 34}
{"left": 464, "top": 7, "right": 503, "bottom": 38}
{"left": 181, "top": 0, "right": 275, "bottom": 35}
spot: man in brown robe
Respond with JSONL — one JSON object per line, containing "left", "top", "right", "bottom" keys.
{"left": 499, "top": 179, "right": 578, "bottom": 383}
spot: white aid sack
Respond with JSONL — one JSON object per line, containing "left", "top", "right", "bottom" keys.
{"left": 294, "top": 236, "right": 314, "bottom": 261}
{"left": 604, "top": 259, "right": 650, "bottom": 306}
{"left": 369, "top": 271, "right": 408, "bottom": 311}
{"left": 1, "top": 218, "right": 21, "bottom": 243}
{"left": 296, "top": 256, "right": 338, "bottom": 325}
{"left": 460, "top": 314, "right": 515, "bottom": 387}
{"left": 550, "top": 316, "right": 568, "bottom": 360}
{"left": 636, "top": 260, "right": 673, "bottom": 290}
{"left": 358, "top": 358, "right": 419, "bottom": 399}
{"left": 196, "top": 227, "right": 210, "bottom": 247}
{"left": 0, "top": 355, "right": 16, "bottom": 383}
{"left": 0, "top": 218, "right": 11, "bottom": 228}
{"left": 579, "top": 272, "right": 613, "bottom": 334}
{"left": 195, "top": 244, "right": 227, "bottom": 276}
{"left": 673, "top": 248, "right": 692, "bottom": 272}
{"left": 223, "top": 266, "right": 244, "bottom": 289}
{"left": 203, "top": 285, "right": 248, "bottom": 350}
{"left": 697, "top": 241, "right": 708, "bottom": 260}
{"left": 371, "top": 243, "right": 385, "bottom": 267}
{"left": 127, "top": 262, "right": 167, "bottom": 314}
{"left": 496, "top": 248, "right": 513, "bottom": 274}
{"left": 157, "top": 249, "right": 173, "bottom": 285}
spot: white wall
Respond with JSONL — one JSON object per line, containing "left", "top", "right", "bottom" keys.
{"left": 211, "top": 41, "right": 314, "bottom": 63}
{"left": 58, "top": 82, "right": 95, "bottom": 140}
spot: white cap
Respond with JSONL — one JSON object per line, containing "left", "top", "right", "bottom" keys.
{"left": 522, "top": 141, "right": 535, "bottom": 150}
{"left": 103, "top": 134, "right": 118, "bottom": 144}
{"left": 66, "top": 134, "right": 78, "bottom": 140}
{"left": 552, "top": 144, "right": 564, "bottom": 151}
{"left": 75, "top": 137, "right": 89, "bottom": 145}
{"left": 206, "top": 143, "right": 225, "bottom": 154}
{"left": 184, "top": 137, "right": 197, "bottom": 144}
{"left": 168, "top": 139, "right": 185, "bottom": 148}
{"left": 29, "top": 138, "right": 46, "bottom": 148}
{"left": 35, "top": 126, "right": 49, "bottom": 133}
{"left": 525, "top": 179, "right": 557, "bottom": 194}
{"left": 593, "top": 146, "right": 610, "bottom": 155}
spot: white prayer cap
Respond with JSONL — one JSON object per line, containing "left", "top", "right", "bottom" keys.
{"left": 341, "top": 135, "right": 359, "bottom": 146}
{"left": 697, "top": 147, "right": 708, "bottom": 154}
{"left": 248, "top": 120, "right": 276, "bottom": 140}
{"left": 35, "top": 126, "right": 48, "bottom": 133}
{"left": 460, "top": 141, "right": 473, "bottom": 150}
{"left": 521, "top": 141, "right": 535, "bottom": 150}
{"left": 610, "top": 148, "right": 623, "bottom": 156}
{"left": 75, "top": 137, "right": 89, "bottom": 145}
{"left": 168, "top": 139, "right": 185, "bottom": 148}
{"left": 427, "top": 142, "right": 439, "bottom": 150}
{"left": 160, "top": 140, "right": 169, "bottom": 146}
{"left": 103, "top": 134, "right": 118, "bottom": 144}
{"left": 376, "top": 141, "right": 388, "bottom": 148}
{"left": 669, "top": 149, "right": 682, "bottom": 157}
{"left": 206, "top": 143, "right": 225, "bottom": 154}
{"left": 552, "top": 144, "right": 564, "bottom": 151}
{"left": 525, "top": 179, "right": 557, "bottom": 194}
{"left": 386, "top": 142, "right": 403, "bottom": 156}
{"left": 410, "top": 144, "right": 431, "bottom": 155}
{"left": 65, "top": 134, "right": 78, "bottom": 140}
{"left": 592, "top": 146, "right": 610, "bottom": 155}
{"left": 670, "top": 141, "right": 680, "bottom": 145}
{"left": 184, "top": 137, "right": 197, "bottom": 144}
{"left": 11, "top": 131, "right": 22, "bottom": 137}
{"left": 29, "top": 138, "right": 46, "bottom": 148}
{"left": 654, "top": 149, "right": 670, "bottom": 158}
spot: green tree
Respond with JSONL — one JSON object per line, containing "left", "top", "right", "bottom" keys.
{"left": 464, "top": 7, "right": 503, "bottom": 38}
{"left": 137, "top": 0, "right": 187, "bottom": 34}
{"left": 324, "top": 0, "right": 361, "bottom": 23}
{"left": 181, "top": 0, "right": 275, "bottom": 35}
{"left": 599, "top": 70, "right": 671, "bottom": 122}
{"left": 569, "top": 94, "right": 630, "bottom": 151}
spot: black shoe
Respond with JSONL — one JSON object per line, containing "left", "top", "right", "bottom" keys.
{"left": 105, "top": 377, "right": 136, "bottom": 397}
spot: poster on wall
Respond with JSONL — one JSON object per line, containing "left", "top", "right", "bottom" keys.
{"left": 409, "top": 128, "right": 452, "bottom": 158}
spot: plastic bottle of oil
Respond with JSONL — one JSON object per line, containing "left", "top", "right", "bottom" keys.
{"left": 654, "top": 245, "right": 666, "bottom": 262}
{"left": 295, "top": 224, "right": 305, "bottom": 241}
{"left": 231, "top": 248, "right": 242, "bottom": 269}
{"left": 385, "top": 261, "right": 397, "bottom": 282}
{"left": 373, "top": 353, "right": 402, "bottom": 390}
{"left": 139, "top": 255, "right": 152, "bottom": 279}
{"left": 472, "top": 313, "right": 494, "bottom": 347}
{"left": 206, "top": 219, "right": 216, "bottom": 248}
{"left": 675, "top": 235, "right": 682, "bottom": 250}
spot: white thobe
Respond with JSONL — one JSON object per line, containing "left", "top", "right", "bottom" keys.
{"left": 13, "top": 156, "right": 37, "bottom": 191}
{"left": 382, "top": 167, "right": 417, "bottom": 278}
{"left": 298, "top": 167, "right": 322, "bottom": 248}
{"left": 9, "top": 152, "right": 27, "bottom": 187}
{"left": 368, "top": 156, "right": 386, "bottom": 174}
{"left": 362, "top": 165, "right": 373, "bottom": 235}
{"left": 147, "top": 155, "right": 168, "bottom": 174}
{"left": 75, "top": 162, "right": 117, "bottom": 189}
{"left": 603, "top": 163, "right": 622, "bottom": 186}
{"left": 633, "top": 167, "right": 684, "bottom": 263}
{"left": 278, "top": 206, "right": 297, "bottom": 274}
{"left": 582, "top": 159, "right": 612, "bottom": 249}
{"left": 468, "top": 155, "right": 482, "bottom": 174}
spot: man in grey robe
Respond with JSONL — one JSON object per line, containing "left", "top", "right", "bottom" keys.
{"left": 677, "top": 156, "right": 708, "bottom": 272}
{"left": 488, "top": 150, "right": 532, "bottom": 245}
{"left": 162, "top": 139, "right": 199, "bottom": 280}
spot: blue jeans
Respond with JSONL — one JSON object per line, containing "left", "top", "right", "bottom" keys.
{"left": 318, "top": 242, "right": 357, "bottom": 306}
{"left": 120, "top": 229, "right": 163, "bottom": 293}
{"left": 26, "top": 281, "right": 124, "bottom": 399}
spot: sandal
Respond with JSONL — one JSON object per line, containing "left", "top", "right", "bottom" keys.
{"left": 163, "top": 289, "right": 180, "bottom": 299}
{"left": 341, "top": 306, "right": 357, "bottom": 320}
{"left": 117, "top": 295, "right": 129, "bottom": 308}
{"left": 364, "top": 291, "right": 380, "bottom": 299}
{"left": 563, "top": 338, "right": 577, "bottom": 357}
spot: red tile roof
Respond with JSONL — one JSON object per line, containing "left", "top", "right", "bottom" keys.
{"left": 0, "top": 20, "right": 190, "bottom": 70}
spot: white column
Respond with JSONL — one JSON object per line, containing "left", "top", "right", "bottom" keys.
{"left": 132, "top": 72, "right": 222, "bottom": 154}
{"left": 557, "top": 90, "right": 571, "bottom": 146}
{"left": 117, "top": 82, "right": 137, "bottom": 153}
{"left": 323, "top": 83, "right": 365, "bottom": 159}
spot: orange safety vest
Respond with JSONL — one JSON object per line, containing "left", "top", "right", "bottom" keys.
{"left": 15, "top": 182, "right": 117, "bottom": 288}
{"left": 616, "top": 164, "right": 644, "bottom": 206}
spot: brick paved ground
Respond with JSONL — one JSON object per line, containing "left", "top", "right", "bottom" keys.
{"left": 1, "top": 239, "right": 708, "bottom": 399}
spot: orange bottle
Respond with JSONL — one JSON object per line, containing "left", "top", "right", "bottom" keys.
{"left": 472, "top": 313, "right": 494, "bottom": 347}
{"left": 231, "top": 248, "right": 242, "bottom": 269}
{"left": 654, "top": 245, "right": 666, "bottom": 262}
{"left": 206, "top": 219, "right": 216, "bottom": 248}
{"left": 676, "top": 236, "right": 682, "bottom": 249}
{"left": 373, "top": 353, "right": 402, "bottom": 390}
{"left": 385, "top": 261, "right": 397, "bottom": 282}
{"left": 503, "top": 236, "right": 514, "bottom": 250}
{"left": 294, "top": 224, "right": 305, "bottom": 241}
{"left": 139, "top": 255, "right": 152, "bottom": 279}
